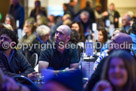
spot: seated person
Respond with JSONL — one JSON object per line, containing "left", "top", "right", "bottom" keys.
{"left": 0, "top": 27, "right": 35, "bottom": 77}
{"left": 19, "top": 18, "right": 36, "bottom": 61}
{"left": 86, "top": 33, "right": 133, "bottom": 91}
{"left": 93, "top": 50, "right": 136, "bottom": 91}
{"left": 19, "top": 17, "right": 36, "bottom": 45}
{"left": 69, "top": 29, "right": 83, "bottom": 59}
{"left": 39, "top": 25, "right": 79, "bottom": 72}
{"left": 31, "top": 25, "right": 51, "bottom": 56}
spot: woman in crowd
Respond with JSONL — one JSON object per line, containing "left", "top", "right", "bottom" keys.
{"left": 5, "top": 14, "right": 16, "bottom": 32}
{"left": 19, "top": 17, "right": 36, "bottom": 45}
{"left": 69, "top": 29, "right": 83, "bottom": 59}
{"left": 19, "top": 18, "right": 36, "bottom": 61}
{"left": 93, "top": 50, "right": 136, "bottom": 91}
{"left": 70, "top": 21, "right": 85, "bottom": 42}
{"left": 95, "top": 28, "right": 108, "bottom": 53}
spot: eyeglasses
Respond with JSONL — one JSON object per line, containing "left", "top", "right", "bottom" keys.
{"left": 55, "top": 31, "right": 64, "bottom": 36}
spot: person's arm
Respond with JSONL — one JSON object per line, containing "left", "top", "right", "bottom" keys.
{"left": 0, "top": 60, "right": 20, "bottom": 77}
{"left": 39, "top": 61, "right": 49, "bottom": 73}
{"left": 18, "top": 51, "right": 35, "bottom": 76}
{"left": 38, "top": 49, "right": 51, "bottom": 72}
{"left": 70, "top": 63, "right": 79, "bottom": 69}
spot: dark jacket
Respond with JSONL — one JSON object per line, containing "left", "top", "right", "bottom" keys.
{"left": 76, "top": 8, "right": 96, "bottom": 30}
{"left": 30, "top": 8, "right": 47, "bottom": 20}
{"left": 9, "top": 3, "right": 24, "bottom": 29}
{"left": 74, "top": 15, "right": 90, "bottom": 35}
{"left": 0, "top": 50, "right": 34, "bottom": 77}
{"left": 66, "top": 4, "right": 76, "bottom": 19}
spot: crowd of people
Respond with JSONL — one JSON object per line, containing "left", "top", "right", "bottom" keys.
{"left": 0, "top": 0, "right": 136, "bottom": 91}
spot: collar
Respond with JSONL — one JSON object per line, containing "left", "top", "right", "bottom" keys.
{"left": 0, "top": 49, "right": 15, "bottom": 63}
{"left": 36, "top": 36, "right": 47, "bottom": 44}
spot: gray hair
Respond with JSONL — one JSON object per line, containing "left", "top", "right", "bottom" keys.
{"left": 80, "top": 11, "right": 89, "bottom": 17}
{"left": 36, "top": 25, "right": 50, "bottom": 36}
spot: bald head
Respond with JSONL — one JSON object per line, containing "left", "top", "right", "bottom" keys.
{"left": 57, "top": 25, "right": 71, "bottom": 36}
{"left": 122, "top": 14, "right": 131, "bottom": 26}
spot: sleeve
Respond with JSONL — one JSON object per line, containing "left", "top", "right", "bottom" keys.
{"left": 18, "top": 52, "right": 35, "bottom": 76}
{"left": 70, "top": 48, "right": 79, "bottom": 64}
{"left": 39, "top": 49, "right": 50, "bottom": 62}
{"left": 0, "top": 60, "right": 20, "bottom": 77}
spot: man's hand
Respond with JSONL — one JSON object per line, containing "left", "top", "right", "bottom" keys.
{"left": 27, "top": 72, "right": 39, "bottom": 81}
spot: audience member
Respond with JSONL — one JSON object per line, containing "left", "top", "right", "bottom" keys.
{"left": 31, "top": 25, "right": 51, "bottom": 57}
{"left": 107, "top": 3, "right": 120, "bottom": 28}
{"left": 95, "top": 28, "right": 108, "bottom": 53}
{"left": 93, "top": 50, "right": 136, "bottom": 91}
{"left": 30, "top": 0, "right": 47, "bottom": 20}
{"left": 19, "top": 18, "right": 36, "bottom": 63}
{"left": 19, "top": 18, "right": 36, "bottom": 45}
{"left": 70, "top": 21, "right": 85, "bottom": 42}
{"left": 74, "top": 11, "right": 90, "bottom": 37}
{"left": 5, "top": 14, "right": 16, "bottom": 31}
{"left": 69, "top": 29, "right": 83, "bottom": 59}
{"left": 86, "top": 33, "right": 133, "bottom": 91}
{"left": 9, "top": 0, "right": 24, "bottom": 29}
{"left": 76, "top": 1, "right": 95, "bottom": 29}
{"left": 0, "top": 27, "right": 35, "bottom": 77}
{"left": 121, "top": 14, "right": 131, "bottom": 33}
{"left": 66, "top": 0, "right": 78, "bottom": 19}
{"left": 39, "top": 25, "right": 79, "bottom": 73}
{"left": 94, "top": 3, "right": 108, "bottom": 28}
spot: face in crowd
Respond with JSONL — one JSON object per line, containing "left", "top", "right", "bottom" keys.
{"left": 0, "top": 34, "right": 12, "bottom": 51}
{"left": 122, "top": 15, "right": 131, "bottom": 27}
{"left": 71, "top": 23, "right": 80, "bottom": 33}
{"left": 108, "top": 57, "right": 128, "bottom": 87}
{"left": 55, "top": 25, "right": 71, "bottom": 46}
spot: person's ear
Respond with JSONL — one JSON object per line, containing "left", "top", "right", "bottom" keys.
{"left": 66, "top": 36, "right": 71, "bottom": 42}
